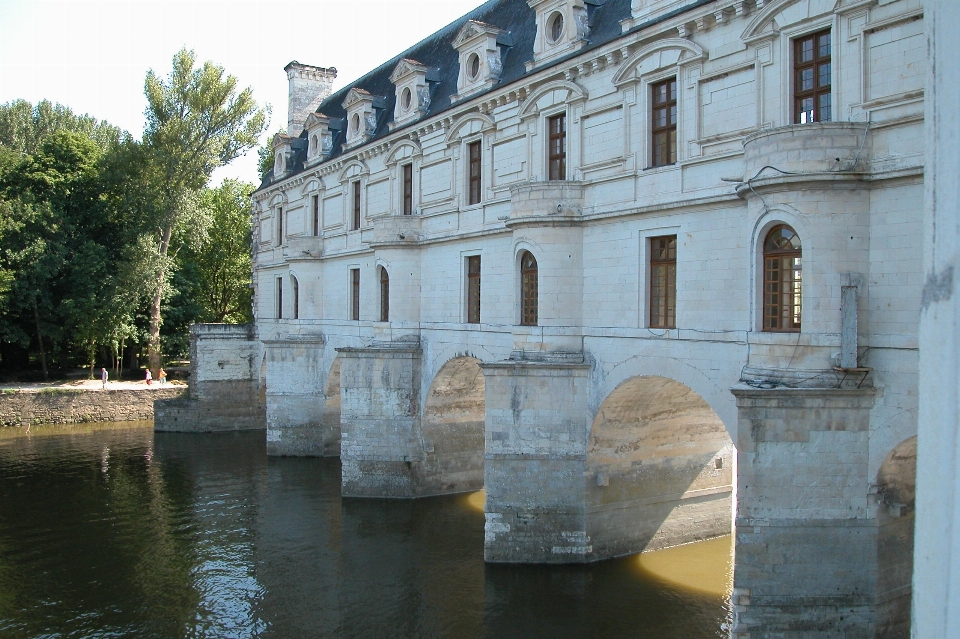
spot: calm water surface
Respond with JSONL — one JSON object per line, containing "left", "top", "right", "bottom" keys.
{"left": 0, "top": 424, "right": 732, "bottom": 638}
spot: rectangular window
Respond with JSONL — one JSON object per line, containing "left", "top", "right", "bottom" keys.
{"left": 276, "top": 277, "right": 283, "bottom": 319}
{"left": 352, "top": 181, "right": 361, "bottom": 230}
{"left": 277, "top": 207, "right": 284, "bottom": 244}
{"left": 651, "top": 78, "right": 677, "bottom": 167}
{"left": 794, "top": 29, "right": 831, "bottom": 123}
{"left": 649, "top": 235, "right": 677, "bottom": 329}
{"left": 312, "top": 195, "right": 320, "bottom": 236}
{"left": 292, "top": 278, "right": 299, "bottom": 320}
{"left": 402, "top": 164, "right": 413, "bottom": 215}
{"left": 467, "top": 255, "right": 481, "bottom": 324}
{"left": 351, "top": 268, "right": 360, "bottom": 321}
{"left": 548, "top": 114, "right": 566, "bottom": 181}
{"left": 468, "top": 141, "right": 482, "bottom": 205}
{"left": 380, "top": 268, "right": 389, "bottom": 322}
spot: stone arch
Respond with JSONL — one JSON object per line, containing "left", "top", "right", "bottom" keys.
{"left": 420, "top": 356, "right": 486, "bottom": 494}
{"left": 740, "top": 0, "right": 830, "bottom": 42}
{"left": 586, "top": 375, "right": 734, "bottom": 558}
{"left": 594, "top": 352, "right": 738, "bottom": 438}
{"left": 384, "top": 140, "right": 422, "bottom": 166}
{"left": 337, "top": 159, "right": 370, "bottom": 183}
{"left": 875, "top": 435, "right": 916, "bottom": 639}
{"left": 444, "top": 112, "right": 496, "bottom": 144}
{"left": 518, "top": 80, "right": 587, "bottom": 118}
{"left": 612, "top": 38, "right": 707, "bottom": 86}
{"left": 321, "top": 355, "right": 341, "bottom": 456}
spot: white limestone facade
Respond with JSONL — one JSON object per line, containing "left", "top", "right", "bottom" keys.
{"left": 241, "top": 0, "right": 927, "bottom": 635}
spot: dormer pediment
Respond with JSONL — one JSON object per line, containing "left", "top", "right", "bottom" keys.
{"left": 453, "top": 20, "right": 501, "bottom": 48}
{"left": 389, "top": 58, "right": 430, "bottom": 83}
{"left": 342, "top": 87, "right": 374, "bottom": 110}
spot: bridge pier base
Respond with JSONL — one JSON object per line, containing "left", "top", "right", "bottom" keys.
{"left": 264, "top": 335, "right": 338, "bottom": 457}
{"left": 481, "top": 355, "right": 594, "bottom": 563}
{"left": 731, "top": 386, "right": 878, "bottom": 639}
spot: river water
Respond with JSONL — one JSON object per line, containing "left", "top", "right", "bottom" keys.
{"left": 0, "top": 423, "right": 732, "bottom": 638}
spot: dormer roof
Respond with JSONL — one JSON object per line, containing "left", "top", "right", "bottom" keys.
{"left": 259, "top": 0, "right": 628, "bottom": 189}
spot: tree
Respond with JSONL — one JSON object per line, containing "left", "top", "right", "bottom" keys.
{"left": 0, "top": 99, "right": 125, "bottom": 156}
{"left": 141, "top": 48, "right": 267, "bottom": 374}
{"left": 191, "top": 180, "right": 254, "bottom": 323}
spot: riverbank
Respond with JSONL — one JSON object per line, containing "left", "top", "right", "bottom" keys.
{"left": 0, "top": 380, "right": 185, "bottom": 426}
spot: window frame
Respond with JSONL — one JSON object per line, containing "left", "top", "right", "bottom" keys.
{"left": 466, "top": 255, "right": 481, "bottom": 324}
{"left": 762, "top": 225, "right": 802, "bottom": 332}
{"left": 402, "top": 163, "right": 413, "bottom": 215}
{"left": 651, "top": 77, "right": 678, "bottom": 168}
{"left": 276, "top": 276, "right": 283, "bottom": 319}
{"left": 350, "top": 268, "right": 361, "bottom": 321}
{"left": 379, "top": 267, "right": 390, "bottom": 322}
{"left": 520, "top": 251, "right": 539, "bottom": 326}
{"left": 292, "top": 276, "right": 299, "bottom": 320}
{"left": 277, "top": 206, "right": 284, "bottom": 245}
{"left": 467, "top": 140, "right": 482, "bottom": 206}
{"left": 793, "top": 28, "right": 832, "bottom": 124}
{"left": 547, "top": 113, "right": 567, "bottom": 181}
{"left": 352, "top": 180, "right": 361, "bottom": 230}
{"left": 312, "top": 195, "right": 320, "bottom": 236}
{"left": 649, "top": 235, "right": 677, "bottom": 329}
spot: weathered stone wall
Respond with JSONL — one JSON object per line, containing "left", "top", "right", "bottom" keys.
{"left": 731, "top": 387, "right": 878, "bottom": 639}
{"left": 0, "top": 388, "right": 184, "bottom": 427}
{"left": 154, "top": 324, "right": 265, "bottom": 433}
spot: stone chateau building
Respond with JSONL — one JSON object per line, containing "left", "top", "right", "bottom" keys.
{"left": 157, "top": 0, "right": 938, "bottom": 636}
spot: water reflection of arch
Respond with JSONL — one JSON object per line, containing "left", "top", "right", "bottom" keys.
{"left": 875, "top": 435, "right": 916, "bottom": 639}
{"left": 421, "top": 356, "right": 486, "bottom": 494}
{"left": 586, "top": 374, "right": 734, "bottom": 559}
{"left": 321, "top": 355, "right": 341, "bottom": 457}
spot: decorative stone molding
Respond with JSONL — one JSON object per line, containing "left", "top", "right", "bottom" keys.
{"left": 451, "top": 20, "right": 505, "bottom": 102}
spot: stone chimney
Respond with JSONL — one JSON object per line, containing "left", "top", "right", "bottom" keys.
{"left": 284, "top": 61, "right": 337, "bottom": 137}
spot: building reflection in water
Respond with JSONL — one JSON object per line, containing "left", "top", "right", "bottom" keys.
{"left": 0, "top": 426, "right": 731, "bottom": 638}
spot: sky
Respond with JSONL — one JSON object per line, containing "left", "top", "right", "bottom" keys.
{"left": 0, "top": 0, "right": 487, "bottom": 184}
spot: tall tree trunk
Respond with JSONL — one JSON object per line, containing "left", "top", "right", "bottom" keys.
{"left": 147, "top": 222, "right": 174, "bottom": 377}
{"left": 31, "top": 298, "right": 48, "bottom": 381}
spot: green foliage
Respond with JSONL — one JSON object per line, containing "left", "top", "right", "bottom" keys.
{"left": 0, "top": 99, "right": 126, "bottom": 156}
{"left": 0, "top": 55, "right": 264, "bottom": 375}
{"left": 189, "top": 179, "right": 254, "bottom": 323}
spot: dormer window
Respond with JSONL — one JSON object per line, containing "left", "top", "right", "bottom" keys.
{"left": 342, "top": 88, "right": 383, "bottom": 150}
{"left": 527, "top": 0, "right": 592, "bottom": 69}
{"left": 304, "top": 112, "right": 331, "bottom": 167}
{"left": 271, "top": 132, "right": 294, "bottom": 179}
{"left": 389, "top": 59, "right": 434, "bottom": 130}
{"left": 548, "top": 12, "right": 564, "bottom": 43}
{"left": 452, "top": 20, "right": 505, "bottom": 102}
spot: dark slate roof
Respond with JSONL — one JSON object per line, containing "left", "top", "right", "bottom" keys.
{"left": 261, "top": 0, "right": 709, "bottom": 188}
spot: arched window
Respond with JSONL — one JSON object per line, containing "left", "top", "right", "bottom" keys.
{"left": 763, "top": 225, "right": 802, "bottom": 332}
{"left": 292, "top": 276, "right": 299, "bottom": 320}
{"left": 520, "top": 251, "right": 538, "bottom": 326}
{"left": 379, "top": 267, "right": 390, "bottom": 322}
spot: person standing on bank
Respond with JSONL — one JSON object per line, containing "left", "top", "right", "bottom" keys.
{"left": 101, "top": 367, "right": 108, "bottom": 390}
{"left": 145, "top": 369, "right": 152, "bottom": 386}
{"left": 158, "top": 368, "right": 167, "bottom": 385}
